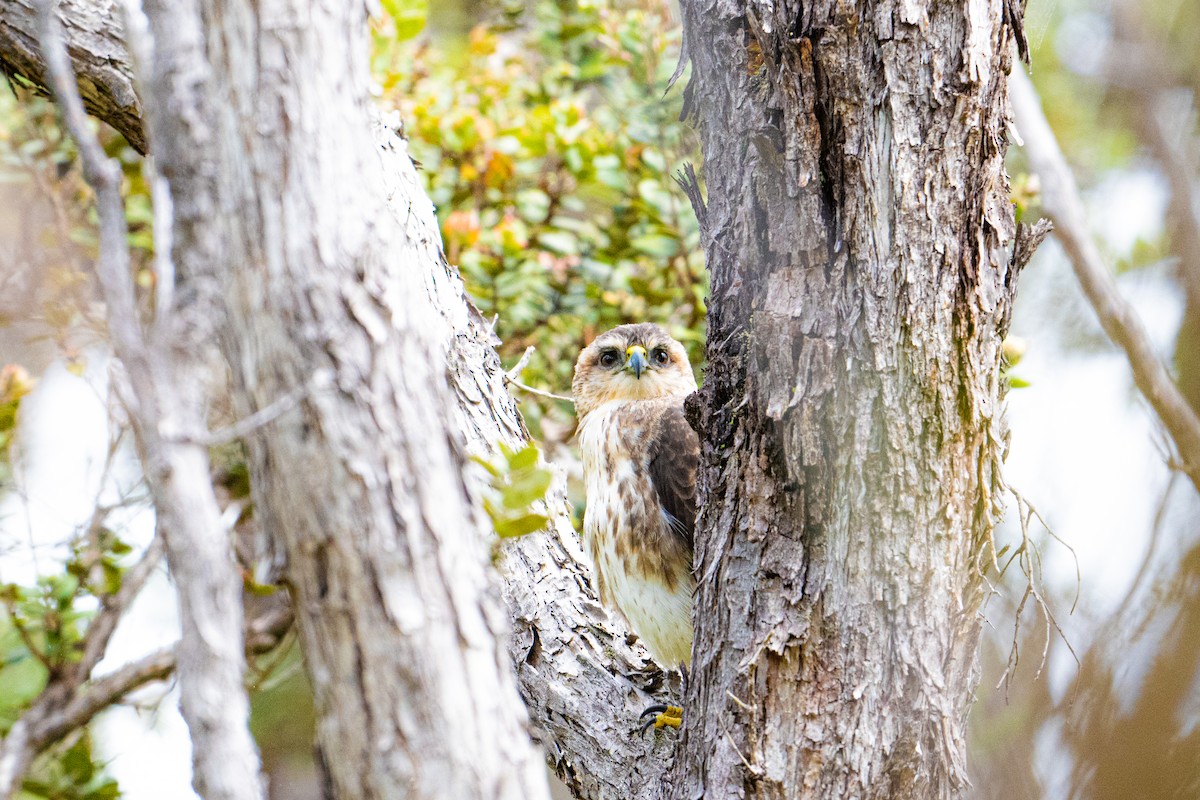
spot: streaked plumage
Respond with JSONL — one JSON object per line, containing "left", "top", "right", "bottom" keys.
{"left": 573, "top": 323, "right": 698, "bottom": 668}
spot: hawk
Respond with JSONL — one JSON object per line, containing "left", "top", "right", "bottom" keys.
{"left": 573, "top": 323, "right": 698, "bottom": 728}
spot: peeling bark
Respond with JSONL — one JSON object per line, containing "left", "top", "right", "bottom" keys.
{"left": 0, "top": 0, "right": 680, "bottom": 797}
{"left": 673, "top": 1, "right": 1024, "bottom": 797}
{"left": 123, "top": 0, "right": 556, "bottom": 797}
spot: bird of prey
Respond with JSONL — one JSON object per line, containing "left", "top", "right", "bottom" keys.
{"left": 572, "top": 323, "right": 698, "bottom": 731}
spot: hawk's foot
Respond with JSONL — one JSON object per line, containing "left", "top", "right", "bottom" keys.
{"left": 638, "top": 703, "right": 683, "bottom": 737}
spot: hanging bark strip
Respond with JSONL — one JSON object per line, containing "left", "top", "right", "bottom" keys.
{"left": 674, "top": 1, "right": 1029, "bottom": 797}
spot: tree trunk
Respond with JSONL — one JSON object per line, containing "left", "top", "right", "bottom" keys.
{"left": 674, "top": 1, "right": 1024, "bottom": 797}
{"left": 0, "top": 2, "right": 683, "bottom": 796}
{"left": 2, "top": 0, "right": 1036, "bottom": 796}
{"left": 127, "top": 0, "right": 552, "bottom": 797}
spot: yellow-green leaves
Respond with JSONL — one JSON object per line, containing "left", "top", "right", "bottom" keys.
{"left": 1002, "top": 335, "right": 1031, "bottom": 389}
{"left": 381, "top": 0, "right": 428, "bottom": 41}
{"left": 375, "top": 0, "right": 706, "bottom": 440}
{"left": 474, "top": 442, "right": 553, "bottom": 539}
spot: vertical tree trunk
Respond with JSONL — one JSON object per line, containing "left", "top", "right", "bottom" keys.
{"left": 0, "top": 3, "right": 683, "bottom": 795}
{"left": 130, "top": 1, "right": 552, "bottom": 798}
{"left": 674, "top": 1, "right": 1022, "bottom": 797}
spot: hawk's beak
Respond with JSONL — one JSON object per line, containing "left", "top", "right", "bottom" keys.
{"left": 625, "top": 345, "right": 648, "bottom": 379}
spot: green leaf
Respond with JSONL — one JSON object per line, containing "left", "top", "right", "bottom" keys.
{"left": 1007, "top": 376, "right": 1032, "bottom": 389}
{"left": 470, "top": 454, "right": 503, "bottom": 478}
{"left": 49, "top": 574, "right": 79, "bottom": 604}
{"left": 381, "top": 0, "right": 428, "bottom": 41}
{"left": 84, "top": 782, "right": 121, "bottom": 800}
{"left": 97, "top": 560, "right": 122, "bottom": 596}
{"left": 63, "top": 737, "right": 94, "bottom": 784}
{"left": 535, "top": 230, "right": 577, "bottom": 255}
{"left": 495, "top": 513, "right": 550, "bottom": 538}
{"left": 0, "top": 654, "right": 49, "bottom": 708}
{"left": 505, "top": 442, "right": 540, "bottom": 471}
{"left": 630, "top": 234, "right": 679, "bottom": 258}
{"left": 502, "top": 468, "right": 552, "bottom": 509}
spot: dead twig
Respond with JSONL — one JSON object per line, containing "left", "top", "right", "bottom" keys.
{"left": 503, "top": 346, "right": 573, "bottom": 403}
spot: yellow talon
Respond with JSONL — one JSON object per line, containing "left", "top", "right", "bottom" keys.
{"left": 656, "top": 705, "right": 683, "bottom": 729}
{"left": 638, "top": 703, "right": 683, "bottom": 736}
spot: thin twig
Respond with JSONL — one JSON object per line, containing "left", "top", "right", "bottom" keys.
{"left": 179, "top": 369, "right": 333, "bottom": 447}
{"left": 994, "top": 487, "right": 1081, "bottom": 695}
{"left": 503, "top": 347, "right": 573, "bottom": 403}
{"left": 75, "top": 536, "right": 165, "bottom": 681}
{"left": 505, "top": 379, "right": 574, "bottom": 403}
{"left": 506, "top": 346, "right": 535, "bottom": 380}
{"left": 1011, "top": 68, "right": 1200, "bottom": 495}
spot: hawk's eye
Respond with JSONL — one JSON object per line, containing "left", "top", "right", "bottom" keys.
{"left": 651, "top": 347, "right": 670, "bottom": 366}
{"left": 599, "top": 350, "right": 620, "bottom": 368}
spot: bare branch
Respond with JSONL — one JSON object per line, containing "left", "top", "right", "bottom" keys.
{"left": 28, "top": 604, "right": 291, "bottom": 774}
{"left": 502, "top": 347, "right": 575, "bottom": 403}
{"left": 34, "top": 2, "right": 265, "bottom": 797}
{"left": 178, "top": 369, "right": 333, "bottom": 447}
{"left": 1011, "top": 68, "right": 1200, "bottom": 495}
{"left": 0, "top": 600, "right": 291, "bottom": 800}
{"left": 75, "top": 535, "right": 165, "bottom": 681}
{"left": 0, "top": 0, "right": 145, "bottom": 152}
{"left": 504, "top": 378, "right": 575, "bottom": 404}
{"left": 33, "top": 648, "right": 176, "bottom": 748}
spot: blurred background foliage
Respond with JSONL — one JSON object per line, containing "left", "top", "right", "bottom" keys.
{"left": 0, "top": 0, "right": 1198, "bottom": 797}
{"left": 374, "top": 0, "right": 705, "bottom": 449}
{"left": 976, "top": 0, "right": 1200, "bottom": 798}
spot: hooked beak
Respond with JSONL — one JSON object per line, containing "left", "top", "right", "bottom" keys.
{"left": 625, "top": 345, "right": 648, "bottom": 379}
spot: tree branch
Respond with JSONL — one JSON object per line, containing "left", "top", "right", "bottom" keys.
{"left": 0, "top": 0, "right": 145, "bottom": 152}
{"left": 34, "top": 3, "right": 265, "bottom": 798}
{"left": 0, "top": 603, "right": 294, "bottom": 800}
{"left": 1011, "top": 68, "right": 1200, "bottom": 494}
{"left": 0, "top": 3, "right": 680, "bottom": 796}
{"left": 74, "top": 535, "right": 164, "bottom": 682}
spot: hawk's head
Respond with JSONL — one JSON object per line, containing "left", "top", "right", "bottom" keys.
{"left": 572, "top": 323, "right": 697, "bottom": 419}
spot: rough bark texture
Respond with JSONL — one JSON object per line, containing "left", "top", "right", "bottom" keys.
{"left": 673, "top": 1, "right": 1022, "bottom": 797}
{"left": 0, "top": 0, "right": 144, "bottom": 151}
{"left": 30, "top": 4, "right": 263, "bottom": 799}
{"left": 0, "top": 2, "right": 683, "bottom": 796}
{"left": 125, "top": 0, "right": 552, "bottom": 798}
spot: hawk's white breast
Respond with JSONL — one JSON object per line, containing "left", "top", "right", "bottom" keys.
{"left": 578, "top": 401, "right": 694, "bottom": 668}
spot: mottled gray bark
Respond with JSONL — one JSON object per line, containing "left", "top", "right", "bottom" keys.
{"left": 0, "top": 2, "right": 681, "bottom": 796}
{"left": 122, "top": 0, "right": 556, "bottom": 797}
{"left": 0, "top": 0, "right": 144, "bottom": 151}
{"left": 673, "top": 1, "right": 1026, "bottom": 797}
{"left": 30, "top": 4, "right": 263, "bottom": 800}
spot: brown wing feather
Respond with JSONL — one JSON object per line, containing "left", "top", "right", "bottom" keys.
{"left": 647, "top": 403, "right": 698, "bottom": 551}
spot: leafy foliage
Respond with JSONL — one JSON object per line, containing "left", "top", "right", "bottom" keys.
{"left": 0, "top": 364, "right": 34, "bottom": 481}
{"left": 376, "top": 0, "right": 706, "bottom": 439}
{"left": 19, "top": 732, "right": 120, "bottom": 800}
{"left": 473, "top": 441, "right": 553, "bottom": 539}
